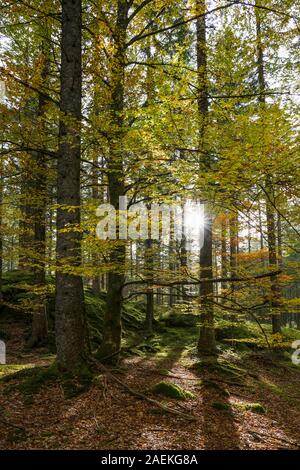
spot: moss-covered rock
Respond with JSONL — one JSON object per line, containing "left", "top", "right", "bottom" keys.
{"left": 149, "top": 381, "right": 195, "bottom": 400}
{"left": 212, "top": 401, "right": 232, "bottom": 411}
{"left": 237, "top": 402, "right": 266, "bottom": 414}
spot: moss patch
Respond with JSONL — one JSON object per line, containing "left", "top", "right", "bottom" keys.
{"left": 0, "top": 364, "right": 35, "bottom": 380}
{"left": 212, "top": 401, "right": 232, "bottom": 411}
{"left": 3, "top": 362, "right": 94, "bottom": 402}
{"left": 199, "top": 379, "right": 230, "bottom": 397}
{"left": 236, "top": 402, "right": 266, "bottom": 414}
{"left": 149, "top": 381, "right": 195, "bottom": 400}
{"left": 194, "top": 358, "right": 248, "bottom": 385}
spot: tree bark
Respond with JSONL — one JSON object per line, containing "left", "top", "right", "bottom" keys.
{"left": 98, "top": 0, "right": 128, "bottom": 362}
{"left": 91, "top": 152, "right": 101, "bottom": 296}
{"left": 255, "top": 0, "right": 281, "bottom": 334}
{"left": 196, "top": 0, "right": 216, "bottom": 355}
{"left": 145, "top": 238, "right": 154, "bottom": 333}
{"left": 28, "top": 37, "right": 50, "bottom": 347}
{"left": 55, "top": 0, "right": 87, "bottom": 370}
{"left": 221, "top": 215, "right": 227, "bottom": 296}
{"left": 180, "top": 203, "right": 188, "bottom": 301}
{"left": 229, "top": 212, "right": 238, "bottom": 279}
{"left": 0, "top": 160, "right": 3, "bottom": 309}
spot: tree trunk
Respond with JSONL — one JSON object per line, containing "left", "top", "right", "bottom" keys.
{"left": 28, "top": 37, "right": 50, "bottom": 347}
{"left": 0, "top": 162, "right": 3, "bottom": 309}
{"left": 19, "top": 153, "right": 34, "bottom": 270}
{"left": 145, "top": 238, "right": 154, "bottom": 333}
{"left": 229, "top": 212, "right": 238, "bottom": 279}
{"left": 221, "top": 215, "right": 227, "bottom": 297}
{"left": 169, "top": 212, "right": 176, "bottom": 307}
{"left": 98, "top": 0, "right": 128, "bottom": 362}
{"left": 92, "top": 152, "right": 101, "bottom": 296}
{"left": 277, "top": 214, "right": 283, "bottom": 268}
{"left": 258, "top": 200, "right": 264, "bottom": 250}
{"left": 180, "top": 204, "right": 188, "bottom": 301}
{"left": 55, "top": 0, "right": 87, "bottom": 370}
{"left": 247, "top": 213, "right": 251, "bottom": 253}
{"left": 196, "top": 0, "right": 216, "bottom": 355}
{"left": 266, "top": 188, "right": 281, "bottom": 334}
{"left": 255, "top": 1, "right": 281, "bottom": 334}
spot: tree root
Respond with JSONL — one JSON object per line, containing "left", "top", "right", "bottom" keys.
{"left": 0, "top": 415, "right": 26, "bottom": 432}
{"left": 92, "top": 359, "right": 196, "bottom": 421}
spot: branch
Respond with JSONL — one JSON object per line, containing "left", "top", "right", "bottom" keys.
{"left": 236, "top": 1, "right": 299, "bottom": 21}
{"left": 126, "top": 2, "right": 238, "bottom": 47}
{"left": 0, "top": 67, "right": 59, "bottom": 106}
{"left": 126, "top": 0, "right": 298, "bottom": 47}
{"left": 123, "top": 270, "right": 282, "bottom": 289}
{"left": 0, "top": 146, "right": 57, "bottom": 159}
{"left": 127, "top": 0, "right": 154, "bottom": 24}
{"left": 259, "top": 184, "right": 300, "bottom": 239}
{"left": 209, "top": 91, "right": 296, "bottom": 99}
{"left": 91, "top": 359, "right": 196, "bottom": 421}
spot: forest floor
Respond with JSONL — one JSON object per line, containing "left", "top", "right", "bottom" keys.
{"left": 1, "top": 315, "right": 300, "bottom": 450}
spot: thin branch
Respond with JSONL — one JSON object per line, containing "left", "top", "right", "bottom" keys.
{"left": 126, "top": 2, "right": 237, "bottom": 47}
{"left": 0, "top": 67, "right": 59, "bottom": 105}
{"left": 123, "top": 270, "right": 282, "bottom": 289}
{"left": 127, "top": 0, "right": 154, "bottom": 24}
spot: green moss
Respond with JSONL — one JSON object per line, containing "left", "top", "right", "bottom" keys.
{"left": 164, "top": 313, "right": 198, "bottom": 327}
{"left": 84, "top": 293, "right": 105, "bottom": 346}
{"left": 6, "top": 428, "right": 27, "bottom": 444}
{"left": 258, "top": 377, "right": 282, "bottom": 395}
{"left": 199, "top": 379, "right": 230, "bottom": 397}
{"left": 2, "top": 270, "right": 34, "bottom": 283}
{"left": 212, "top": 401, "right": 232, "bottom": 411}
{"left": 237, "top": 402, "right": 266, "bottom": 414}
{"left": 123, "top": 301, "right": 145, "bottom": 329}
{"left": 282, "top": 327, "right": 300, "bottom": 341}
{"left": 215, "top": 321, "right": 263, "bottom": 341}
{"left": 157, "top": 368, "right": 171, "bottom": 376}
{"left": 194, "top": 358, "right": 247, "bottom": 384}
{"left": 0, "top": 364, "right": 35, "bottom": 380}
{"left": 150, "top": 381, "right": 195, "bottom": 400}
{"left": 9, "top": 363, "right": 59, "bottom": 398}
{"left": 3, "top": 362, "right": 94, "bottom": 401}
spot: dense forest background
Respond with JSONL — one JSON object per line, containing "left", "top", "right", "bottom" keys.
{"left": 0, "top": 0, "right": 300, "bottom": 451}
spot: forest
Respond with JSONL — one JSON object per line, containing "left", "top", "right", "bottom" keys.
{"left": 0, "top": 0, "right": 300, "bottom": 454}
